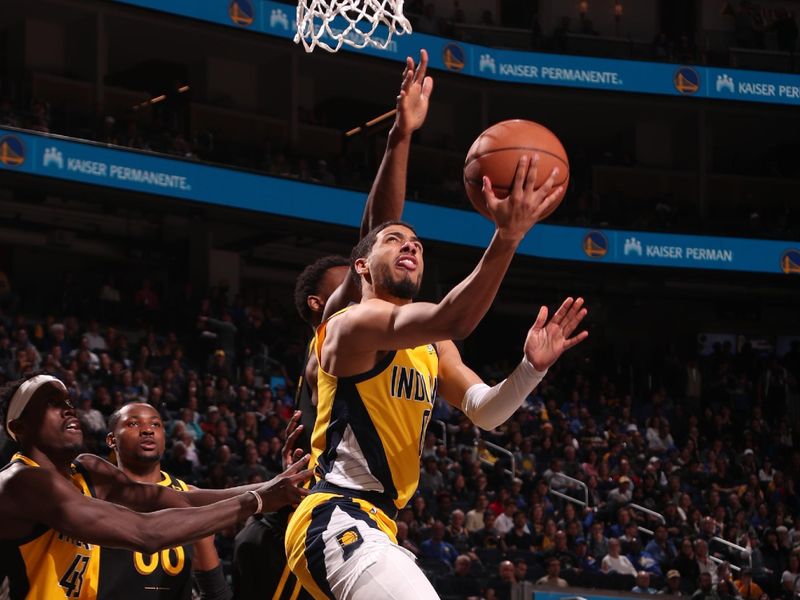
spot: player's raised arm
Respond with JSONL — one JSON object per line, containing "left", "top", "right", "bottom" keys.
{"left": 436, "top": 297, "right": 588, "bottom": 430}
{"left": 322, "top": 49, "right": 433, "bottom": 321}
{"left": 326, "top": 155, "right": 563, "bottom": 359}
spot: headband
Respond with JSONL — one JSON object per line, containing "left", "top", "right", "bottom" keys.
{"left": 5, "top": 375, "right": 67, "bottom": 441}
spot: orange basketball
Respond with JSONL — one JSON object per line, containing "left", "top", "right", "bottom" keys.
{"left": 463, "top": 119, "right": 569, "bottom": 221}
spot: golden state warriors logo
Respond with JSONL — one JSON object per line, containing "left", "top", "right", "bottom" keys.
{"left": 781, "top": 249, "right": 800, "bottom": 274}
{"left": 674, "top": 67, "right": 699, "bottom": 95}
{"left": 0, "top": 134, "right": 25, "bottom": 167}
{"left": 229, "top": 0, "right": 254, "bottom": 26}
{"left": 336, "top": 527, "right": 363, "bottom": 560}
{"left": 443, "top": 43, "right": 465, "bottom": 72}
{"left": 583, "top": 231, "right": 608, "bottom": 258}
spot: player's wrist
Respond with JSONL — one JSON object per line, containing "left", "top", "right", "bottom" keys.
{"left": 389, "top": 124, "right": 413, "bottom": 143}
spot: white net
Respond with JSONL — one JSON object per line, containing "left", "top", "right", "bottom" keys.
{"left": 294, "top": 0, "right": 412, "bottom": 53}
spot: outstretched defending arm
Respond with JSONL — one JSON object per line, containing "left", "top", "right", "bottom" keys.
{"left": 437, "top": 297, "right": 588, "bottom": 430}
{"left": 322, "top": 49, "right": 434, "bottom": 321}
{"left": 5, "top": 458, "right": 311, "bottom": 554}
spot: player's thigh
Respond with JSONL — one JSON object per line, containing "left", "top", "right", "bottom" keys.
{"left": 348, "top": 544, "right": 439, "bottom": 600}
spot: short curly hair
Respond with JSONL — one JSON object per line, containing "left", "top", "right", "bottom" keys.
{"left": 293, "top": 255, "right": 350, "bottom": 325}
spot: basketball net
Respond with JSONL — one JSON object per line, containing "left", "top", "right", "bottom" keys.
{"left": 294, "top": 0, "right": 412, "bottom": 53}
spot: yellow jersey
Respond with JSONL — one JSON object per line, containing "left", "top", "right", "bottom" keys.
{"left": 311, "top": 308, "right": 439, "bottom": 511}
{"left": 0, "top": 453, "right": 100, "bottom": 600}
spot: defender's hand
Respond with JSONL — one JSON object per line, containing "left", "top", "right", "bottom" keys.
{"left": 482, "top": 155, "right": 563, "bottom": 242}
{"left": 395, "top": 49, "right": 434, "bottom": 136}
{"left": 524, "top": 297, "right": 588, "bottom": 372}
{"left": 256, "top": 455, "right": 312, "bottom": 512}
{"left": 281, "top": 410, "right": 305, "bottom": 470}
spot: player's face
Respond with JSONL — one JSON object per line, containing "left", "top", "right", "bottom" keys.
{"left": 19, "top": 382, "right": 83, "bottom": 454}
{"left": 369, "top": 225, "right": 424, "bottom": 299}
{"left": 319, "top": 266, "right": 349, "bottom": 302}
{"left": 112, "top": 403, "right": 165, "bottom": 465}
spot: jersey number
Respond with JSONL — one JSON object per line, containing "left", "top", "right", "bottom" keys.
{"left": 418, "top": 408, "right": 432, "bottom": 455}
{"left": 134, "top": 547, "right": 185, "bottom": 576}
{"left": 59, "top": 555, "right": 90, "bottom": 598}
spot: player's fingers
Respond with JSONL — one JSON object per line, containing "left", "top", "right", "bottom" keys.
{"left": 532, "top": 305, "right": 548, "bottom": 330}
{"left": 537, "top": 166, "right": 559, "bottom": 197}
{"left": 563, "top": 330, "right": 589, "bottom": 350}
{"left": 525, "top": 154, "right": 539, "bottom": 191}
{"left": 290, "top": 468, "right": 314, "bottom": 484}
{"left": 421, "top": 76, "right": 434, "bottom": 100}
{"left": 535, "top": 186, "right": 563, "bottom": 217}
{"left": 550, "top": 297, "right": 574, "bottom": 325}
{"left": 402, "top": 57, "right": 414, "bottom": 88}
{"left": 415, "top": 49, "right": 429, "bottom": 83}
{"left": 292, "top": 448, "right": 305, "bottom": 462}
{"left": 563, "top": 308, "right": 588, "bottom": 338}
{"left": 511, "top": 155, "right": 529, "bottom": 198}
{"left": 285, "top": 454, "right": 310, "bottom": 474}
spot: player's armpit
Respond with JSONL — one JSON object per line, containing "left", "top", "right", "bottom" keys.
{"left": 435, "top": 340, "right": 482, "bottom": 408}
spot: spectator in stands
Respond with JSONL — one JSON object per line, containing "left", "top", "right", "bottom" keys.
{"left": 489, "top": 560, "right": 518, "bottom": 600}
{"left": 691, "top": 572, "right": 719, "bottom": 600}
{"left": 439, "top": 554, "right": 481, "bottom": 598}
{"left": 473, "top": 511, "right": 501, "bottom": 550}
{"left": 536, "top": 557, "right": 568, "bottom": 588}
{"left": 632, "top": 570, "right": 657, "bottom": 594}
{"left": 396, "top": 521, "right": 420, "bottom": 558}
{"left": 607, "top": 476, "right": 633, "bottom": 509}
{"left": 694, "top": 539, "right": 719, "bottom": 584}
{"left": 495, "top": 499, "right": 517, "bottom": 537}
{"left": 589, "top": 521, "right": 609, "bottom": 561}
{"left": 662, "top": 569, "right": 685, "bottom": 596}
{"left": 465, "top": 493, "right": 488, "bottom": 533}
{"left": 503, "top": 510, "right": 534, "bottom": 553}
{"left": 735, "top": 567, "right": 764, "bottom": 600}
{"left": 602, "top": 537, "right": 638, "bottom": 577}
{"left": 421, "top": 521, "right": 459, "bottom": 567}
{"left": 781, "top": 552, "right": 800, "bottom": 598}
{"left": 645, "top": 526, "right": 678, "bottom": 573}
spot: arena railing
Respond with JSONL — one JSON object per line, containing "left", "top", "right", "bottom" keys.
{"left": 477, "top": 439, "right": 516, "bottom": 479}
{"left": 547, "top": 473, "right": 589, "bottom": 508}
{"left": 627, "top": 503, "right": 665, "bottom": 536}
{"left": 710, "top": 536, "right": 752, "bottom": 570}
{"left": 432, "top": 419, "right": 447, "bottom": 451}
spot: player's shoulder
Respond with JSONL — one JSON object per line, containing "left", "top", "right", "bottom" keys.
{"left": 73, "top": 452, "right": 118, "bottom": 474}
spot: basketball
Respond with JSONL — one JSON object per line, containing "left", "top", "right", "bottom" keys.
{"left": 463, "top": 119, "right": 569, "bottom": 220}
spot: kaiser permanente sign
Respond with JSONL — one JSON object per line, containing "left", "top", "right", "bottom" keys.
{"left": 1, "top": 127, "right": 796, "bottom": 276}
{"left": 112, "top": 0, "right": 800, "bottom": 106}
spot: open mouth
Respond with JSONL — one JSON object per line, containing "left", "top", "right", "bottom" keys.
{"left": 396, "top": 255, "right": 417, "bottom": 271}
{"left": 64, "top": 419, "right": 82, "bottom": 433}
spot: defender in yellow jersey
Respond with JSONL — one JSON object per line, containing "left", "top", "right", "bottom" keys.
{"left": 286, "top": 156, "right": 588, "bottom": 600}
{"left": 99, "top": 403, "right": 230, "bottom": 600}
{"left": 0, "top": 373, "right": 312, "bottom": 600}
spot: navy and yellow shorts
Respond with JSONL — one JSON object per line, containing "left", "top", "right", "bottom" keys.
{"left": 285, "top": 492, "right": 409, "bottom": 600}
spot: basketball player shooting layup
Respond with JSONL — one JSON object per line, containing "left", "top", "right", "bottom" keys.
{"left": 285, "top": 156, "right": 588, "bottom": 600}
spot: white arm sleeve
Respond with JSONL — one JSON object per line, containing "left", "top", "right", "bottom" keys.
{"left": 461, "top": 357, "right": 547, "bottom": 431}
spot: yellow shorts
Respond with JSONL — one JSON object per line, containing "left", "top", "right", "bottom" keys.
{"left": 285, "top": 492, "right": 400, "bottom": 600}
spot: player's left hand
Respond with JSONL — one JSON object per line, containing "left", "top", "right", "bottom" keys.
{"left": 396, "top": 49, "right": 434, "bottom": 136}
{"left": 281, "top": 410, "right": 305, "bottom": 470}
{"left": 524, "top": 297, "right": 588, "bottom": 372}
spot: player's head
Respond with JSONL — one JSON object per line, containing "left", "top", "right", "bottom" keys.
{"left": 1, "top": 373, "right": 81, "bottom": 455}
{"left": 294, "top": 255, "right": 350, "bottom": 328}
{"left": 107, "top": 402, "right": 165, "bottom": 468}
{"left": 350, "top": 221, "right": 423, "bottom": 301}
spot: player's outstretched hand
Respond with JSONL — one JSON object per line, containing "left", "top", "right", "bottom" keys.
{"left": 281, "top": 410, "right": 306, "bottom": 470}
{"left": 256, "top": 454, "right": 312, "bottom": 513}
{"left": 396, "top": 49, "right": 434, "bottom": 136}
{"left": 482, "top": 154, "right": 564, "bottom": 242}
{"left": 524, "top": 297, "right": 588, "bottom": 372}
